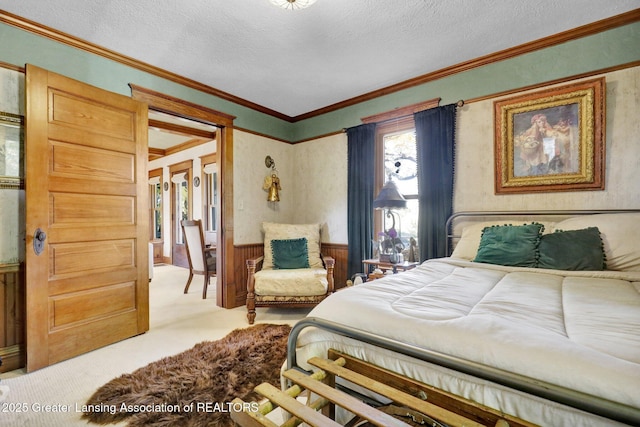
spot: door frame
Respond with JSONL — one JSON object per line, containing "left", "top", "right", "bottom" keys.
{"left": 130, "top": 84, "right": 239, "bottom": 308}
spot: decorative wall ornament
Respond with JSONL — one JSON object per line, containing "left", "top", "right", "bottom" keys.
{"left": 263, "top": 156, "right": 281, "bottom": 202}
{"left": 494, "top": 77, "right": 605, "bottom": 194}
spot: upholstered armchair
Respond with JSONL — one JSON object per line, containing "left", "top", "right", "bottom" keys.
{"left": 246, "top": 222, "right": 335, "bottom": 324}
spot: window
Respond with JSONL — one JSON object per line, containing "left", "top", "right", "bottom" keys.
{"left": 367, "top": 99, "right": 439, "bottom": 261}
{"left": 381, "top": 128, "right": 418, "bottom": 251}
{"left": 376, "top": 122, "right": 418, "bottom": 257}
{"left": 203, "top": 162, "right": 217, "bottom": 232}
{"left": 169, "top": 161, "right": 192, "bottom": 246}
{"left": 148, "top": 169, "right": 163, "bottom": 241}
{"left": 173, "top": 174, "right": 189, "bottom": 244}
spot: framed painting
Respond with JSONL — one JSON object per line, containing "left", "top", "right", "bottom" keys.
{"left": 494, "top": 77, "right": 605, "bottom": 194}
{"left": 0, "top": 112, "right": 24, "bottom": 190}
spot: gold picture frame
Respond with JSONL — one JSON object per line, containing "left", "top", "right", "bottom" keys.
{"left": 0, "top": 112, "right": 24, "bottom": 190}
{"left": 494, "top": 78, "right": 605, "bottom": 194}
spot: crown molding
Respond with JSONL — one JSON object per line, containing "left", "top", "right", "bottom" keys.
{"left": 0, "top": 10, "right": 289, "bottom": 122}
{"left": 291, "top": 9, "right": 640, "bottom": 122}
{"left": 2, "top": 9, "right": 639, "bottom": 123}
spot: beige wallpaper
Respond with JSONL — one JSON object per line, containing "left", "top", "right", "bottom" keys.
{"left": 0, "top": 68, "right": 23, "bottom": 115}
{"left": 454, "top": 67, "right": 640, "bottom": 211}
{"left": 0, "top": 68, "right": 24, "bottom": 263}
{"left": 233, "top": 131, "right": 349, "bottom": 245}
{"left": 290, "top": 134, "right": 349, "bottom": 244}
{"left": 233, "top": 131, "right": 295, "bottom": 244}
{"left": 234, "top": 66, "right": 639, "bottom": 247}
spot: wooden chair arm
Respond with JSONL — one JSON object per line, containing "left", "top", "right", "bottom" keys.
{"left": 246, "top": 255, "right": 264, "bottom": 269}
{"left": 322, "top": 255, "right": 335, "bottom": 293}
{"left": 322, "top": 255, "right": 335, "bottom": 268}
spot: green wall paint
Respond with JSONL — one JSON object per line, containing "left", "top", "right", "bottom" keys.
{"left": 290, "top": 22, "right": 640, "bottom": 141}
{"left": 2, "top": 20, "right": 638, "bottom": 142}
{"left": 0, "top": 22, "right": 293, "bottom": 140}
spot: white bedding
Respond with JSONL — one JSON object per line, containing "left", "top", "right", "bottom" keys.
{"left": 295, "top": 258, "right": 640, "bottom": 426}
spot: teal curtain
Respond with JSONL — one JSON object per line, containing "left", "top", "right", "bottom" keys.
{"left": 414, "top": 104, "right": 457, "bottom": 261}
{"left": 347, "top": 123, "right": 376, "bottom": 278}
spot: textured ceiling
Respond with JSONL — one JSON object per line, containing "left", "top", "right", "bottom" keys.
{"left": 1, "top": 1, "right": 638, "bottom": 117}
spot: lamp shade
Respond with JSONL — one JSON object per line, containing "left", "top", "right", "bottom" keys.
{"left": 373, "top": 180, "right": 407, "bottom": 209}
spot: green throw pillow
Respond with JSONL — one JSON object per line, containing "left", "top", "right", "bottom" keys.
{"left": 538, "top": 227, "right": 605, "bottom": 271}
{"left": 271, "top": 238, "right": 310, "bottom": 269}
{"left": 474, "top": 223, "right": 543, "bottom": 267}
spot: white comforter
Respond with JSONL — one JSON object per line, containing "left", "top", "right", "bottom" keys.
{"left": 296, "top": 258, "right": 640, "bottom": 426}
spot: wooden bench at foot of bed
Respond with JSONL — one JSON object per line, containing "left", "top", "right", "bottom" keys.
{"left": 230, "top": 349, "right": 537, "bottom": 427}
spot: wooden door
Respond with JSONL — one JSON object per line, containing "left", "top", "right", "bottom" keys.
{"left": 25, "top": 64, "right": 149, "bottom": 371}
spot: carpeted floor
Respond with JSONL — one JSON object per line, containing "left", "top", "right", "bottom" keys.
{"left": 0, "top": 264, "right": 311, "bottom": 427}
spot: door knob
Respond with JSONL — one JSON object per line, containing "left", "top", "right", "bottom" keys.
{"left": 33, "top": 228, "right": 47, "bottom": 256}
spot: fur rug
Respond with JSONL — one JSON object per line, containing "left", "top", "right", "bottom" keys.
{"left": 82, "top": 323, "right": 292, "bottom": 427}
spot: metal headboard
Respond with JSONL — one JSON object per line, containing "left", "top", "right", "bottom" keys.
{"left": 445, "top": 209, "right": 640, "bottom": 256}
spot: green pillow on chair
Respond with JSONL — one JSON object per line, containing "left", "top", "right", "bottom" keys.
{"left": 271, "top": 238, "right": 310, "bottom": 269}
{"left": 474, "top": 223, "right": 543, "bottom": 267}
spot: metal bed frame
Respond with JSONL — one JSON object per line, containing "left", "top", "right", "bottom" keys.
{"left": 445, "top": 209, "right": 640, "bottom": 256}
{"left": 287, "top": 210, "right": 640, "bottom": 426}
{"left": 287, "top": 317, "right": 640, "bottom": 426}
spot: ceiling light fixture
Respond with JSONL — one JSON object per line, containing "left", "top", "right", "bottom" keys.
{"left": 270, "top": 0, "right": 317, "bottom": 10}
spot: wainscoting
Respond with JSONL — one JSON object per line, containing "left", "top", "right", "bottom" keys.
{"left": 0, "top": 263, "right": 25, "bottom": 372}
{"left": 0, "top": 245, "right": 348, "bottom": 371}
{"left": 320, "top": 243, "right": 349, "bottom": 289}
{"left": 232, "top": 243, "right": 349, "bottom": 308}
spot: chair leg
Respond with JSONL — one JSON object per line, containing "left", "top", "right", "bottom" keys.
{"left": 246, "top": 261, "right": 257, "bottom": 324}
{"left": 202, "top": 274, "right": 209, "bottom": 299}
{"left": 184, "top": 271, "right": 194, "bottom": 294}
{"left": 246, "top": 290, "right": 256, "bottom": 324}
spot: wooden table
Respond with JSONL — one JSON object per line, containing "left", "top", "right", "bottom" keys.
{"left": 362, "top": 258, "right": 419, "bottom": 280}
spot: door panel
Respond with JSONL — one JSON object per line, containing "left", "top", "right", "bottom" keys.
{"left": 25, "top": 64, "right": 149, "bottom": 371}
{"left": 52, "top": 141, "right": 135, "bottom": 182}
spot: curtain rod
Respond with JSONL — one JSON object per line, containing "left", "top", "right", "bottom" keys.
{"left": 343, "top": 99, "right": 464, "bottom": 132}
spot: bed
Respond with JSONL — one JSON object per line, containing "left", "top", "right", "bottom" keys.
{"left": 287, "top": 210, "right": 640, "bottom": 426}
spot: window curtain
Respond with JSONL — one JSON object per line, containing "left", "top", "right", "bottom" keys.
{"left": 414, "top": 104, "right": 457, "bottom": 261}
{"left": 347, "top": 123, "right": 376, "bottom": 279}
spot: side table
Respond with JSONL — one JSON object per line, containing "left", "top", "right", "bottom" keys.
{"left": 362, "top": 258, "right": 419, "bottom": 280}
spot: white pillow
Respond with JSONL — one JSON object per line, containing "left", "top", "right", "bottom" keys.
{"left": 262, "top": 222, "right": 323, "bottom": 270}
{"left": 450, "top": 222, "right": 497, "bottom": 260}
{"left": 553, "top": 213, "right": 640, "bottom": 272}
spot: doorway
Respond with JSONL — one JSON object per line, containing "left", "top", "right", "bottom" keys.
{"left": 131, "top": 85, "right": 238, "bottom": 309}
{"left": 146, "top": 111, "right": 216, "bottom": 269}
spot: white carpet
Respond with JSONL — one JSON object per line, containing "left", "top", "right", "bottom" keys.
{"left": 0, "top": 264, "right": 311, "bottom": 426}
